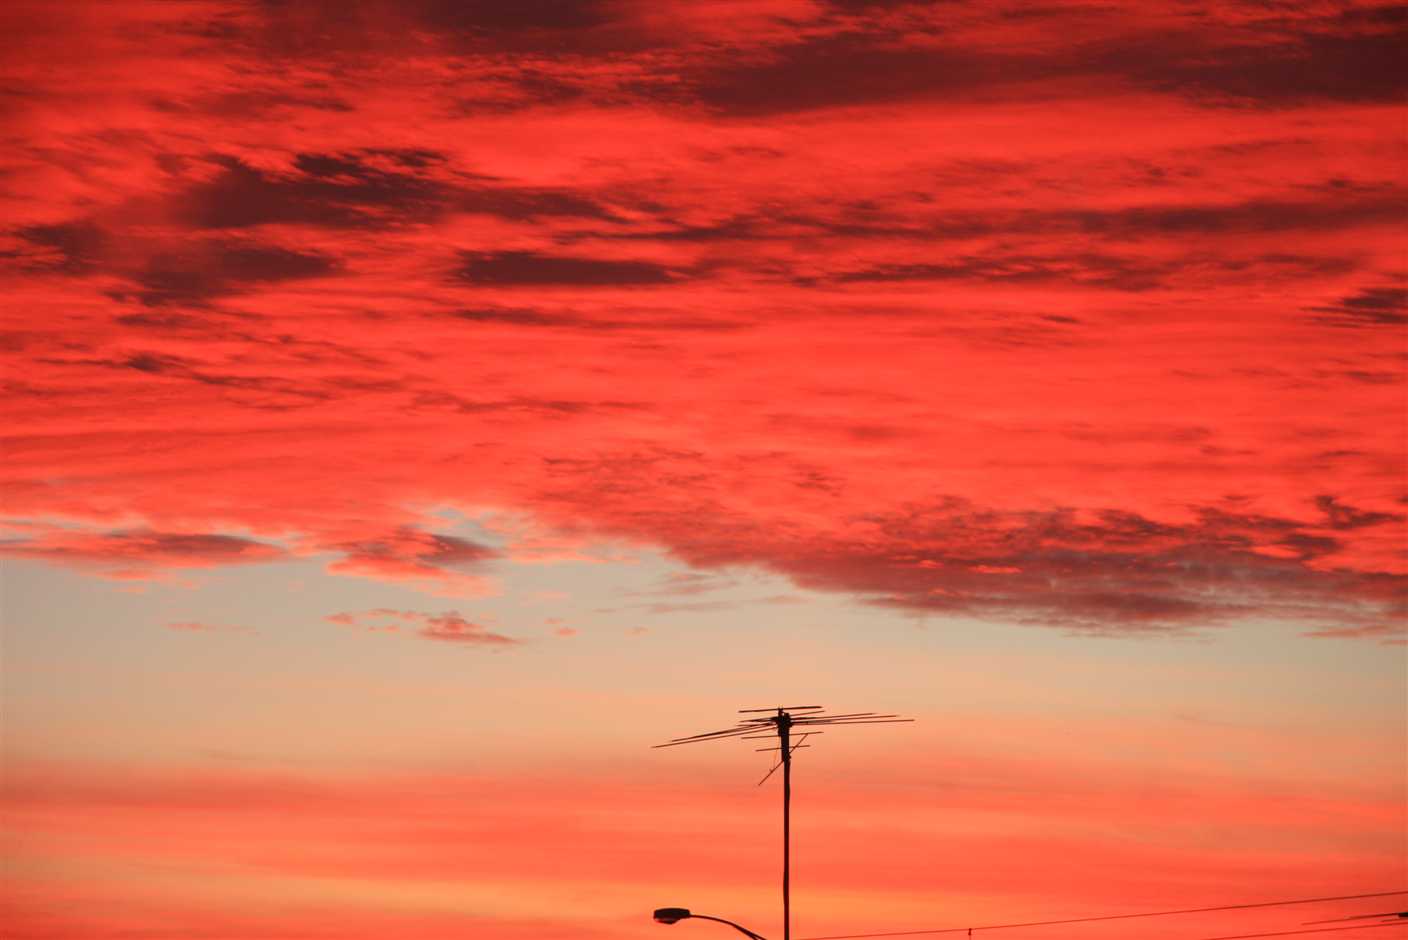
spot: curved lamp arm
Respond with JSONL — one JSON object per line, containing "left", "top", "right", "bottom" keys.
{"left": 654, "top": 908, "right": 768, "bottom": 940}
{"left": 688, "top": 914, "right": 768, "bottom": 940}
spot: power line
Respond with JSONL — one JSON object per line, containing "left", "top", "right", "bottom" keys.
{"left": 1306, "top": 913, "right": 1408, "bottom": 926}
{"left": 796, "top": 890, "right": 1408, "bottom": 939}
{"left": 1199, "top": 923, "right": 1407, "bottom": 939}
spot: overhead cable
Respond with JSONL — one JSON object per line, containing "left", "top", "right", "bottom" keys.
{"left": 1197, "top": 922, "right": 1407, "bottom": 939}
{"left": 797, "top": 890, "right": 1408, "bottom": 939}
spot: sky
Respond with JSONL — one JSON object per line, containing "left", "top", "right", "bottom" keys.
{"left": 0, "top": 1, "right": 1405, "bottom": 938}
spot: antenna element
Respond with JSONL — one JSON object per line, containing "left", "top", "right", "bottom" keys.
{"left": 655, "top": 705, "right": 914, "bottom": 940}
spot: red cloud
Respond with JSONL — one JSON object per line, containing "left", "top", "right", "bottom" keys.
{"left": 0, "top": 0, "right": 1403, "bottom": 636}
{"left": 1301, "top": 622, "right": 1407, "bottom": 645}
{"left": 321, "top": 529, "right": 498, "bottom": 595}
{"left": 0, "top": 528, "right": 284, "bottom": 579}
{"left": 326, "top": 609, "right": 519, "bottom": 647}
{"left": 418, "top": 611, "right": 518, "bottom": 646}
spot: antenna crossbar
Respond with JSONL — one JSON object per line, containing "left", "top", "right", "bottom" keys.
{"left": 655, "top": 705, "right": 913, "bottom": 940}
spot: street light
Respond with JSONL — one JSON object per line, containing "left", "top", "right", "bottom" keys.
{"left": 653, "top": 908, "right": 769, "bottom": 940}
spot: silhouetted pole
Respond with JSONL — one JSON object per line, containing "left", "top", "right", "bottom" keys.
{"left": 778, "top": 708, "right": 792, "bottom": 940}
{"left": 655, "top": 704, "right": 913, "bottom": 940}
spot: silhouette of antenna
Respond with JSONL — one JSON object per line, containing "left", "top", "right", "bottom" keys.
{"left": 655, "top": 706, "right": 914, "bottom": 940}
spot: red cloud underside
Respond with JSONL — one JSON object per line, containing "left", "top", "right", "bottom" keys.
{"left": 1, "top": 0, "right": 1404, "bottom": 634}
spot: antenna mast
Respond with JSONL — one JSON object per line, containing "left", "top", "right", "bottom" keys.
{"left": 655, "top": 705, "right": 914, "bottom": 940}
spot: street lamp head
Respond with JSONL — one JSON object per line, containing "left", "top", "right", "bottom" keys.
{"left": 654, "top": 908, "right": 692, "bottom": 925}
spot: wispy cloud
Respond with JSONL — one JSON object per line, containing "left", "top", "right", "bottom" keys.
{"left": 0, "top": 528, "right": 285, "bottom": 580}
{"left": 166, "top": 620, "right": 256, "bottom": 635}
{"left": 326, "top": 609, "right": 520, "bottom": 647}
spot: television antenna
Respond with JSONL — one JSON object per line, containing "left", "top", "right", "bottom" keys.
{"left": 655, "top": 706, "right": 914, "bottom": 940}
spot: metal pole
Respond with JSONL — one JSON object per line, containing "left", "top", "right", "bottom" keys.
{"left": 655, "top": 705, "right": 911, "bottom": 940}
{"left": 779, "top": 709, "right": 791, "bottom": 940}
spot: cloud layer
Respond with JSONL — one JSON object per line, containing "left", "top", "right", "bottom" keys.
{"left": 1, "top": 0, "right": 1403, "bottom": 635}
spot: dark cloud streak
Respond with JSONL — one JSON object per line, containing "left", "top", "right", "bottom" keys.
{"left": 455, "top": 251, "right": 677, "bottom": 286}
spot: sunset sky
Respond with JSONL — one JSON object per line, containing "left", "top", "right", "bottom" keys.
{"left": 1, "top": 1, "right": 1405, "bottom": 938}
